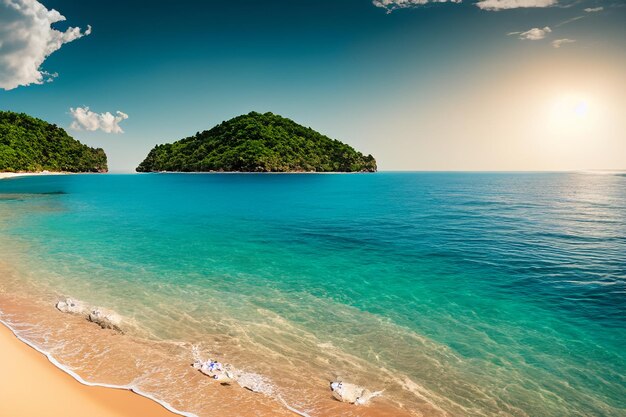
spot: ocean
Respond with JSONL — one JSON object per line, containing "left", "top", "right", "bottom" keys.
{"left": 0, "top": 172, "right": 624, "bottom": 417}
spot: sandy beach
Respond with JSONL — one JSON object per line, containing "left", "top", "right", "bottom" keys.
{"left": 0, "top": 172, "right": 68, "bottom": 180}
{"left": 0, "top": 172, "right": 30, "bottom": 180}
{"left": 0, "top": 285, "right": 413, "bottom": 417}
{"left": 0, "top": 321, "right": 178, "bottom": 417}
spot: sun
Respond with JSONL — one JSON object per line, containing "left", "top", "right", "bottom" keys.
{"left": 574, "top": 100, "right": 589, "bottom": 118}
{"left": 546, "top": 93, "right": 599, "bottom": 136}
{"left": 551, "top": 95, "right": 591, "bottom": 121}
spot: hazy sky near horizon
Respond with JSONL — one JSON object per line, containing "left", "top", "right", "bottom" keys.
{"left": 1, "top": 0, "right": 625, "bottom": 172}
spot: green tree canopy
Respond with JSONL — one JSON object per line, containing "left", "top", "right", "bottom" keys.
{"left": 137, "top": 112, "right": 376, "bottom": 173}
{"left": 0, "top": 111, "right": 108, "bottom": 173}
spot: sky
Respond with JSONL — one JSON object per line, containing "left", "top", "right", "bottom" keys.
{"left": 1, "top": 0, "right": 625, "bottom": 172}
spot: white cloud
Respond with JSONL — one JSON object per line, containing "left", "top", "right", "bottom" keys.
{"left": 0, "top": 0, "right": 91, "bottom": 90}
{"left": 512, "top": 26, "right": 552, "bottom": 40}
{"left": 70, "top": 107, "right": 129, "bottom": 134}
{"left": 476, "top": 0, "right": 557, "bottom": 11}
{"left": 555, "top": 15, "right": 584, "bottom": 27}
{"left": 584, "top": 6, "right": 603, "bottom": 12}
{"left": 373, "top": 0, "right": 461, "bottom": 12}
{"left": 374, "top": 0, "right": 561, "bottom": 11}
{"left": 551, "top": 38, "right": 575, "bottom": 48}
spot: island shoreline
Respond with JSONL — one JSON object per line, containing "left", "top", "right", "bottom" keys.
{"left": 0, "top": 172, "right": 70, "bottom": 180}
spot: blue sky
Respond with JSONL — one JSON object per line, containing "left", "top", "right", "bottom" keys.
{"left": 1, "top": 0, "right": 625, "bottom": 171}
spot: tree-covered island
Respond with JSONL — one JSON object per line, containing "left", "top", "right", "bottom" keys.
{"left": 0, "top": 111, "right": 108, "bottom": 173}
{"left": 136, "top": 112, "right": 377, "bottom": 173}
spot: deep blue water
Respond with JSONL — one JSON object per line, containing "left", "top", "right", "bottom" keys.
{"left": 0, "top": 172, "right": 624, "bottom": 416}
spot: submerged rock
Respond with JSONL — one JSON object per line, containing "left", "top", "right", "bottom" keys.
{"left": 55, "top": 298, "right": 88, "bottom": 315}
{"left": 88, "top": 308, "right": 123, "bottom": 332}
{"left": 55, "top": 298, "right": 123, "bottom": 332}
{"left": 330, "top": 381, "right": 382, "bottom": 405}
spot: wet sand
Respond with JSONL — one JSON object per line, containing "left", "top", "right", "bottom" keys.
{"left": 0, "top": 257, "right": 420, "bottom": 417}
{"left": 0, "top": 321, "right": 179, "bottom": 417}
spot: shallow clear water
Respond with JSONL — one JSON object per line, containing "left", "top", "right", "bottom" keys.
{"left": 0, "top": 172, "right": 624, "bottom": 416}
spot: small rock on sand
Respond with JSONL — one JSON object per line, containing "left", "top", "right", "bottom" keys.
{"left": 330, "top": 381, "right": 382, "bottom": 405}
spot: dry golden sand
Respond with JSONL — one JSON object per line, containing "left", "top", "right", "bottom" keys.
{"left": 0, "top": 322, "right": 179, "bottom": 417}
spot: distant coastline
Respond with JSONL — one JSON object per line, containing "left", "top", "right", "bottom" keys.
{"left": 139, "top": 171, "right": 374, "bottom": 175}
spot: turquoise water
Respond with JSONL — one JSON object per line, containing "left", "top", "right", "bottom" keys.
{"left": 0, "top": 172, "right": 624, "bottom": 416}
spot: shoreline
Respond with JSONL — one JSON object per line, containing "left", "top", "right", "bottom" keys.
{"left": 0, "top": 317, "right": 191, "bottom": 417}
{"left": 0, "top": 172, "right": 69, "bottom": 180}
{"left": 0, "top": 279, "right": 416, "bottom": 417}
{"left": 0, "top": 173, "right": 432, "bottom": 417}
